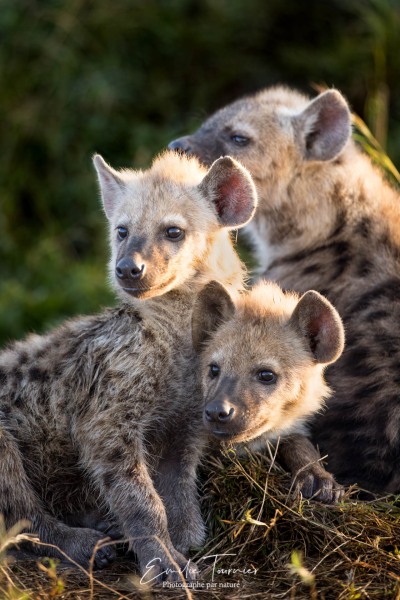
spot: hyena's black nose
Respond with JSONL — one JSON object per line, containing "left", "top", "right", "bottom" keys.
{"left": 168, "top": 136, "right": 192, "bottom": 154}
{"left": 116, "top": 257, "right": 145, "bottom": 281}
{"left": 205, "top": 401, "right": 235, "bottom": 423}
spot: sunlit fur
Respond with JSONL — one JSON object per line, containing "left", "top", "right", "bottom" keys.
{"left": 178, "top": 84, "right": 400, "bottom": 493}
{"left": 0, "top": 151, "right": 257, "bottom": 576}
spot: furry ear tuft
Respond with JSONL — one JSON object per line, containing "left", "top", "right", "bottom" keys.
{"left": 290, "top": 290, "right": 345, "bottom": 364}
{"left": 192, "top": 281, "right": 235, "bottom": 352}
{"left": 293, "top": 90, "right": 352, "bottom": 162}
{"left": 93, "top": 154, "right": 126, "bottom": 220}
{"left": 198, "top": 156, "right": 257, "bottom": 228}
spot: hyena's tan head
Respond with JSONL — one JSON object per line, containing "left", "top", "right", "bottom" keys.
{"left": 93, "top": 151, "right": 257, "bottom": 301}
{"left": 192, "top": 280, "right": 344, "bottom": 443}
{"left": 169, "top": 86, "right": 352, "bottom": 183}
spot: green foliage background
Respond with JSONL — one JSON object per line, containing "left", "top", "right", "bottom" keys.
{"left": 1, "top": 0, "right": 400, "bottom": 345}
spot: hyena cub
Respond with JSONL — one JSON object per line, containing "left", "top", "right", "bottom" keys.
{"left": 192, "top": 281, "right": 345, "bottom": 502}
{"left": 0, "top": 151, "right": 257, "bottom": 579}
{"left": 170, "top": 85, "right": 400, "bottom": 494}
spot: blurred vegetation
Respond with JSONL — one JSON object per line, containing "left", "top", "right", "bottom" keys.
{"left": 1, "top": 0, "right": 400, "bottom": 344}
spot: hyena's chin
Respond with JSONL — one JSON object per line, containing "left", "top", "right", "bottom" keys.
{"left": 119, "top": 285, "right": 153, "bottom": 298}
{"left": 115, "top": 272, "right": 180, "bottom": 300}
{"left": 214, "top": 421, "right": 274, "bottom": 444}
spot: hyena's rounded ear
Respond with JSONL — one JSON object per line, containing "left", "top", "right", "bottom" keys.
{"left": 290, "top": 290, "right": 345, "bottom": 364}
{"left": 93, "top": 154, "right": 126, "bottom": 220}
{"left": 198, "top": 156, "right": 258, "bottom": 228}
{"left": 293, "top": 90, "right": 352, "bottom": 162}
{"left": 192, "top": 281, "right": 235, "bottom": 352}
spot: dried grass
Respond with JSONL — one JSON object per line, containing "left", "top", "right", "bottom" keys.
{"left": 2, "top": 447, "right": 400, "bottom": 599}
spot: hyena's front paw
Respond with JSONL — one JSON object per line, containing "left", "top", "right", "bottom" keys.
{"left": 292, "top": 464, "right": 344, "bottom": 503}
{"left": 60, "top": 526, "right": 116, "bottom": 569}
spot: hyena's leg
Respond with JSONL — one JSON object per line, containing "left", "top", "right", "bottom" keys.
{"left": 0, "top": 425, "right": 115, "bottom": 568}
{"left": 154, "top": 434, "right": 206, "bottom": 554}
{"left": 81, "top": 431, "right": 198, "bottom": 582}
{"left": 278, "top": 434, "right": 344, "bottom": 503}
{"left": 63, "top": 510, "right": 122, "bottom": 539}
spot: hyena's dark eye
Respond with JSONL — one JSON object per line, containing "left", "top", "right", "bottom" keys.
{"left": 257, "top": 370, "right": 277, "bottom": 384}
{"left": 209, "top": 363, "right": 220, "bottom": 378}
{"left": 165, "top": 227, "right": 185, "bottom": 241}
{"left": 230, "top": 134, "right": 250, "bottom": 147}
{"left": 117, "top": 226, "right": 128, "bottom": 240}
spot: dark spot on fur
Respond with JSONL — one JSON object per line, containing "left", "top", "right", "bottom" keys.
{"left": 0, "top": 368, "right": 8, "bottom": 386}
{"left": 0, "top": 404, "right": 11, "bottom": 416}
{"left": 281, "top": 398, "right": 298, "bottom": 414}
{"left": 357, "top": 259, "right": 374, "bottom": 277}
{"left": 330, "top": 240, "right": 352, "bottom": 278}
{"left": 122, "top": 433, "right": 133, "bottom": 446}
{"left": 355, "top": 217, "right": 372, "bottom": 239}
{"left": 367, "top": 310, "right": 389, "bottom": 321}
{"left": 52, "top": 364, "right": 64, "bottom": 379}
{"left": 0, "top": 504, "right": 12, "bottom": 520}
{"left": 14, "top": 369, "right": 22, "bottom": 382}
{"left": 87, "top": 381, "right": 97, "bottom": 399}
{"left": 341, "top": 347, "right": 375, "bottom": 377}
{"left": 14, "top": 395, "right": 24, "bottom": 408}
{"left": 268, "top": 235, "right": 351, "bottom": 275}
{"left": 331, "top": 208, "right": 347, "bottom": 238}
{"left": 143, "top": 329, "right": 156, "bottom": 342}
{"left": 108, "top": 448, "right": 124, "bottom": 463}
{"left": 18, "top": 351, "right": 28, "bottom": 365}
{"left": 301, "top": 264, "right": 321, "bottom": 276}
{"left": 350, "top": 278, "right": 400, "bottom": 313}
{"left": 29, "top": 367, "right": 49, "bottom": 383}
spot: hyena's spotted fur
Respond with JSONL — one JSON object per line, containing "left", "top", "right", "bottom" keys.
{"left": 0, "top": 151, "right": 257, "bottom": 578}
{"left": 170, "top": 86, "right": 400, "bottom": 494}
{"left": 192, "top": 280, "right": 345, "bottom": 502}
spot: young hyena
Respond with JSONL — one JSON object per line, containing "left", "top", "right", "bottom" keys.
{"left": 0, "top": 151, "right": 257, "bottom": 579}
{"left": 192, "top": 280, "right": 345, "bottom": 502}
{"left": 169, "top": 85, "right": 400, "bottom": 494}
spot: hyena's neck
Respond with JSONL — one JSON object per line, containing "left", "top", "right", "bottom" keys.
{"left": 191, "top": 229, "right": 245, "bottom": 299}
{"left": 250, "top": 145, "right": 399, "bottom": 273}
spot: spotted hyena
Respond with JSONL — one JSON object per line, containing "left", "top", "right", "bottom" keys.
{"left": 0, "top": 151, "right": 257, "bottom": 580}
{"left": 170, "top": 85, "right": 400, "bottom": 494}
{"left": 192, "top": 280, "right": 345, "bottom": 502}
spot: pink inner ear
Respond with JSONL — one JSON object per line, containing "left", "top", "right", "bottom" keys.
{"left": 215, "top": 173, "right": 251, "bottom": 222}
{"left": 307, "top": 308, "right": 332, "bottom": 349}
{"left": 307, "top": 316, "right": 321, "bottom": 353}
